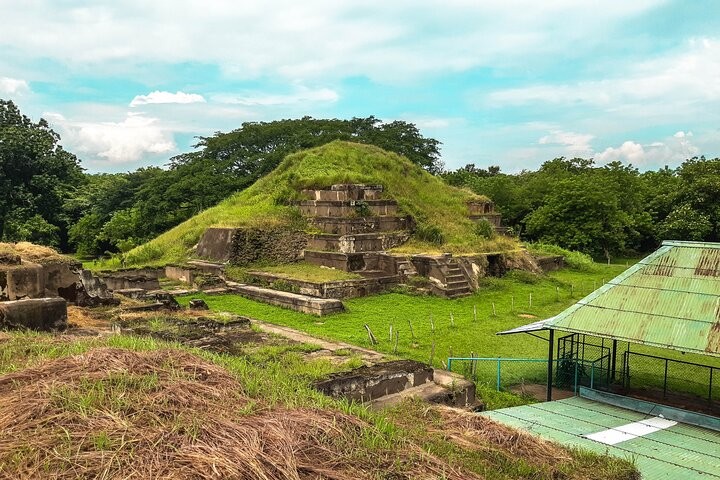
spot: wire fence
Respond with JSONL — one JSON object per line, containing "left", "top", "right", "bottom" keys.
{"left": 448, "top": 344, "right": 720, "bottom": 414}
{"left": 620, "top": 351, "right": 720, "bottom": 405}
{"left": 446, "top": 357, "right": 607, "bottom": 395}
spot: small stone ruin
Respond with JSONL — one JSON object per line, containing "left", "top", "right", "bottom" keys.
{"left": 0, "top": 243, "right": 118, "bottom": 331}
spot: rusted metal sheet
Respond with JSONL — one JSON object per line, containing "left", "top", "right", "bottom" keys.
{"left": 547, "top": 241, "right": 720, "bottom": 357}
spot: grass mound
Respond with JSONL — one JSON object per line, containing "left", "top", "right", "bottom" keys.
{"left": 0, "top": 347, "right": 470, "bottom": 479}
{"left": 121, "top": 141, "right": 519, "bottom": 267}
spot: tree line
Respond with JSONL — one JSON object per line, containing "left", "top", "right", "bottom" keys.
{"left": 1, "top": 100, "right": 441, "bottom": 256}
{"left": 443, "top": 157, "right": 720, "bottom": 260}
{"left": 3, "top": 98, "right": 719, "bottom": 260}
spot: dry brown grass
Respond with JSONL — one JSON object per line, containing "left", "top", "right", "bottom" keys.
{"left": 66, "top": 306, "right": 111, "bottom": 329}
{"left": 0, "top": 347, "right": 477, "bottom": 480}
{"left": 432, "top": 406, "right": 571, "bottom": 463}
{"left": 0, "top": 242, "right": 76, "bottom": 265}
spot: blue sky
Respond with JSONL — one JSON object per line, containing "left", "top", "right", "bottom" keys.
{"left": 1, "top": 0, "right": 719, "bottom": 173}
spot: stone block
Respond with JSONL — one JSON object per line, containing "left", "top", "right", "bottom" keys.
{"left": 314, "top": 360, "right": 434, "bottom": 402}
{"left": 0, "top": 297, "right": 67, "bottom": 331}
{"left": 230, "top": 284, "right": 344, "bottom": 316}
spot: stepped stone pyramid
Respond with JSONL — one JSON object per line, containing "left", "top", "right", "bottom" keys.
{"left": 297, "top": 184, "right": 472, "bottom": 297}
{"left": 298, "top": 184, "right": 411, "bottom": 254}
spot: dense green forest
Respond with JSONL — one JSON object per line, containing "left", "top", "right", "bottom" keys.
{"left": 443, "top": 157, "right": 720, "bottom": 259}
{"left": 3, "top": 98, "right": 719, "bottom": 259}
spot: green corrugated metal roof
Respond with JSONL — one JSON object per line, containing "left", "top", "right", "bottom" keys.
{"left": 481, "top": 396, "right": 720, "bottom": 480}
{"left": 548, "top": 241, "right": 720, "bottom": 357}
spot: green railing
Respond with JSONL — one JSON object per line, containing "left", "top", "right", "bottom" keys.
{"left": 447, "top": 356, "right": 611, "bottom": 394}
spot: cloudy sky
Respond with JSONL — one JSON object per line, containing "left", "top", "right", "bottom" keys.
{"left": 1, "top": 0, "right": 719, "bottom": 172}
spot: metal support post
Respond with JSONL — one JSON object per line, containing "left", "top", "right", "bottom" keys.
{"left": 546, "top": 329, "right": 554, "bottom": 401}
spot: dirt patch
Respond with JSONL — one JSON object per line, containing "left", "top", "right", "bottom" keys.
{"left": 508, "top": 383, "right": 575, "bottom": 401}
{"left": 0, "top": 347, "right": 474, "bottom": 480}
{"left": 518, "top": 314, "right": 538, "bottom": 319}
{"left": 118, "top": 313, "right": 270, "bottom": 354}
{"left": 67, "top": 306, "right": 112, "bottom": 329}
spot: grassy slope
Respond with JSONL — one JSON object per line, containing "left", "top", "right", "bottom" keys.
{"left": 121, "top": 141, "right": 516, "bottom": 267}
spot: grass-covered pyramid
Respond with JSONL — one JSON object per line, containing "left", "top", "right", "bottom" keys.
{"left": 124, "top": 141, "right": 517, "bottom": 267}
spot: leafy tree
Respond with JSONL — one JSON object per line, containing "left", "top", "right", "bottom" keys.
{"left": 657, "top": 204, "right": 713, "bottom": 241}
{"left": 184, "top": 116, "right": 443, "bottom": 180}
{"left": 0, "top": 99, "right": 83, "bottom": 248}
{"left": 524, "top": 176, "right": 633, "bottom": 259}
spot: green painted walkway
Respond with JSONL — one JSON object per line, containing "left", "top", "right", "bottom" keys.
{"left": 481, "top": 396, "right": 720, "bottom": 479}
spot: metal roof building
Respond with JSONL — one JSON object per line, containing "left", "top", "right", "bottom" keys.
{"left": 488, "top": 241, "right": 720, "bottom": 479}
{"left": 501, "top": 240, "right": 720, "bottom": 401}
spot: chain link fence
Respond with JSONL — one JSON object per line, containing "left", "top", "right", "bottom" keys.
{"left": 620, "top": 351, "right": 720, "bottom": 406}
{"left": 448, "top": 336, "right": 719, "bottom": 416}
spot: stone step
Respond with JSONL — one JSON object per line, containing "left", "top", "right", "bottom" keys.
{"left": 302, "top": 184, "right": 383, "bottom": 202}
{"left": 370, "top": 382, "right": 450, "bottom": 409}
{"left": 298, "top": 200, "right": 398, "bottom": 218}
{"left": 304, "top": 250, "right": 367, "bottom": 271}
{"left": 445, "top": 274, "right": 466, "bottom": 281}
{"left": 227, "top": 284, "right": 344, "bottom": 316}
{"left": 307, "top": 232, "right": 410, "bottom": 253}
{"left": 311, "top": 215, "right": 412, "bottom": 235}
{"left": 446, "top": 280, "right": 469, "bottom": 287}
{"left": 357, "top": 270, "right": 392, "bottom": 279}
{"left": 304, "top": 250, "right": 403, "bottom": 276}
{"left": 369, "top": 369, "right": 476, "bottom": 409}
{"left": 186, "top": 260, "right": 226, "bottom": 275}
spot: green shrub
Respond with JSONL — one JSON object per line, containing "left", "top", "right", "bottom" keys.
{"left": 526, "top": 242, "right": 595, "bottom": 271}
{"left": 474, "top": 219, "right": 495, "bottom": 240}
{"left": 415, "top": 223, "right": 445, "bottom": 246}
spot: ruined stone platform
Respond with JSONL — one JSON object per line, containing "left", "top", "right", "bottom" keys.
{"left": 227, "top": 284, "right": 344, "bottom": 316}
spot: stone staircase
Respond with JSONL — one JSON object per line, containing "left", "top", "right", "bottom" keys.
{"left": 444, "top": 259, "right": 472, "bottom": 298}
{"left": 299, "top": 184, "right": 412, "bottom": 276}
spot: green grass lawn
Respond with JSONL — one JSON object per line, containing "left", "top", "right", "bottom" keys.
{"left": 226, "top": 262, "right": 363, "bottom": 283}
{"left": 179, "top": 265, "right": 629, "bottom": 367}
{"left": 180, "top": 261, "right": 720, "bottom": 405}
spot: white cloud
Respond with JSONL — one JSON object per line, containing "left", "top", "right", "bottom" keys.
{"left": 596, "top": 133, "right": 700, "bottom": 166}
{"left": 130, "top": 90, "right": 205, "bottom": 107}
{"left": 0, "top": 77, "right": 30, "bottom": 95}
{"left": 46, "top": 111, "right": 175, "bottom": 164}
{"left": 0, "top": 0, "right": 665, "bottom": 83}
{"left": 538, "top": 130, "right": 594, "bottom": 156}
{"left": 214, "top": 87, "right": 338, "bottom": 106}
{"left": 486, "top": 37, "right": 720, "bottom": 111}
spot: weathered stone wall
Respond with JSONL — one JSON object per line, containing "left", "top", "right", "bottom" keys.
{"left": 196, "top": 228, "right": 236, "bottom": 262}
{"left": 1, "top": 255, "right": 116, "bottom": 306}
{"left": 97, "top": 268, "right": 162, "bottom": 291}
{"left": 196, "top": 227, "right": 309, "bottom": 266}
{"left": 0, "top": 298, "right": 67, "bottom": 331}
{"left": 230, "top": 228, "right": 309, "bottom": 266}
{"left": 534, "top": 255, "right": 565, "bottom": 272}
{"left": 164, "top": 264, "right": 197, "bottom": 284}
{"left": 0, "top": 263, "right": 45, "bottom": 300}
{"left": 246, "top": 271, "right": 400, "bottom": 299}
{"left": 230, "top": 284, "right": 344, "bottom": 316}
